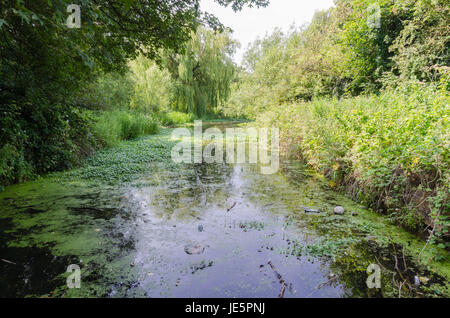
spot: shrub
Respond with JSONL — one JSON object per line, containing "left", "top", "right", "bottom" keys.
{"left": 76, "top": 73, "right": 135, "bottom": 111}
{"left": 255, "top": 84, "right": 449, "bottom": 238}
{"left": 94, "top": 111, "right": 159, "bottom": 147}
{"left": 159, "top": 111, "right": 195, "bottom": 126}
{"left": 0, "top": 102, "right": 97, "bottom": 186}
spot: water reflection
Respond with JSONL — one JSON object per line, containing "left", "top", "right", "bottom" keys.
{"left": 112, "top": 157, "right": 347, "bottom": 297}
{"left": 0, "top": 122, "right": 444, "bottom": 297}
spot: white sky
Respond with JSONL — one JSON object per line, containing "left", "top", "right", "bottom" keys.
{"left": 200, "top": 0, "right": 336, "bottom": 64}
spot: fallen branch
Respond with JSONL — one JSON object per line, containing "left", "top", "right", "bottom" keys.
{"left": 227, "top": 202, "right": 237, "bottom": 212}
{"left": 1, "top": 258, "right": 16, "bottom": 265}
{"left": 268, "top": 260, "right": 288, "bottom": 298}
{"left": 279, "top": 283, "right": 287, "bottom": 298}
{"left": 402, "top": 246, "right": 408, "bottom": 272}
{"left": 393, "top": 244, "right": 412, "bottom": 292}
{"left": 268, "top": 261, "right": 284, "bottom": 282}
{"left": 306, "top": 274, "right": 338, "bottom": 298}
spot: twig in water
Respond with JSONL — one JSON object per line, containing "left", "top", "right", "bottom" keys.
{"left": 279, "top": 283, "right": 287, "bottom": 298}
{"left": 268, "top": 260, "right": 288, "bottom": 298}
{"left": 268, "top": 261, "right": 283, "bottom": 281}
{"left": 306, "top": 275, "right": 338, "bottom": 298}
{"left": 1, "top": 258, "right": 16, "bottom": 265}
{"left": 393, "top": 245, "right": 412, "bottom": 291}
{"left": 227, "top": 202, "right": 237, "bottom": 212}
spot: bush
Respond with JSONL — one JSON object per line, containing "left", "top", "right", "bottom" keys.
{"left": 94, "top": 111, "right": 159, "bottom": 147}
{"left": 255, "top": 84, "right": 449, "bottom": 238}
{"left": 159, "top": 111, "right": 195, "bottom": 126}
{"left": 129, "top": 55, "right": 174, "bottom": 113}
{"left": 76, "top": 73, "right": 135, "bottom": 111}
{"left": 0, "top": 102, "right": 97, "bottom": 186}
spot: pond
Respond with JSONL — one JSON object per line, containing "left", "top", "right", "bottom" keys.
{"left": 0, "top": 122, "right": 448, "bottom": 297}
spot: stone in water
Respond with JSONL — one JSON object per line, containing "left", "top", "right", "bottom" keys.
{"left": 184, "top": 244, "right": 205, "bottom": 255}
{"left": 334, "top": 206, "right": 345, "bottom": 215}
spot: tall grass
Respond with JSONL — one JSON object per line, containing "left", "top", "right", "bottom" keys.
{"left": 159, "top": 111, "right": 195, "bottom": 126}
{"left": 256, "top": 84, "right": 449, "bottom": 238}
{"left": 94, "top": 111, "right": 159, "bottom": 147}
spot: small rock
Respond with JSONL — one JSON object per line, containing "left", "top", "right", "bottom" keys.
{"left": 414, "top": 276, "right": 420, "bottom": 286}
{"left": 184, "top": 243, "right": 205, "bottom": 255}
{"left": 304, "top": 207, "right": 320, "bottom": 213}
{"left": 334, "top": 206, "right": 345, "bottom": 215}
{"left": 198, "top": 225, "right": 204, "bottom": 232}
{"left": 351, "top": 212, "right": 358, "bottom": 216}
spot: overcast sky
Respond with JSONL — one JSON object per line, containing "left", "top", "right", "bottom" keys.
{"left": 200, "top": 0, "right": 336, "bottom": 64}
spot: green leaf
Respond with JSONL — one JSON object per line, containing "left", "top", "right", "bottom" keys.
{"left": 0, "top": 19, "right": 8, "bottom": 29}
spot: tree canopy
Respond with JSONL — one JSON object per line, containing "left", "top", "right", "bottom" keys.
{"left": 0, "top": 0, "right": 268, "bottom": 184}
{"left": 163, "top": 27, "right": 237, "bottom": 116}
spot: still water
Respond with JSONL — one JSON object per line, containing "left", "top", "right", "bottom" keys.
{"left": 0, "top": 123, "right": 444, "bottom": 297}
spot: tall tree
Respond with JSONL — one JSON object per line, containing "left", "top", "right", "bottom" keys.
{"left": 0, "top": 0, "right": 269, "bottom": 184}
{"left": 164, "top": 27, "right": 238, "bottom": 116}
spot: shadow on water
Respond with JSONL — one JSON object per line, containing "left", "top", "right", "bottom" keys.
{"left": 0, "top": 121, "right": 448, "bottom": 297}
{"left": 0, "top": 218, "right": 78, "bottom": 297}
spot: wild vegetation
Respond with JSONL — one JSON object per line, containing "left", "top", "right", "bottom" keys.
{"left": 225, "top": 0, "right": 449, "bottom": 244}
{"left": 0, "top": 0, "right": 449, "bottom": 298}
{"left": 0, "top": 1, "right": 448, "bottom": 244}
{"left": 0, "top": 0, "right": 266, "bottom": 188}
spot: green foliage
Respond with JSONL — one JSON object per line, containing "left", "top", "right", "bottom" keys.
{"left": 334, "top": 0, "right": 449, "bottom": 91}
{"left": 227, "top": 0, "right": 450, "bottom": 118}
{"left": 289, "top": 236, "right": 359, "bottom": 261}
{"left": 336, "top": 0, "right": 403, "bottom": 93}
{"left": 129, "top": 55, "right": 175, "bottom": 113}
{"left": 159, "top": 111, "right": 196, "bottom": 126}
{"left": 64, "top": 130, "right": 177, "bottom": 184}
{"left": 0, "top": 102, "right": 97, "bottom": 185}
{"left": 225, "top": 11, "right": 349, "bottom": 118}
{"left": 77, "top": 73, "right": 135, "bottom": 111}
{"left": 255, "top": 84, "right": 449, "bottom": 238}
{"left": 0, "top": 0, "right": 266, "bottom": 187}
{"left": 389, "top": 0, "right": 450, "bottom": 83}
{"left": 93, "top": 111, "right": 159, "bottom": 148}
{"left": 164, "top": 27, "right": 237, "bottom": 117}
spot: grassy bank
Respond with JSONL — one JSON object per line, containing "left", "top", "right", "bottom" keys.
{"left": 0, "top": 109, "right": 160, "bottom": 189}
{"left": 93, "top": 110, "right": 159, "bottom": 148}
{"left": 255, "top": 84, "right": 449, "bottom": 243}
{"left": 159, "top": 111, "right": 196, "bottom": 127}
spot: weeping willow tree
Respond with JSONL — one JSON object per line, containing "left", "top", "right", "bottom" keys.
{"left": 164, "top": 27, "right": 238, "bottom": 117}
{"left": 128, "top": 54, "right": 174, "bottom": 113}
